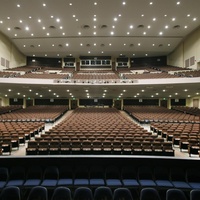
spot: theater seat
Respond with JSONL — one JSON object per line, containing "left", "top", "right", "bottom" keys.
{"left": 113, "top": 188, "right": 133, "bottom": 200}
{"left": 27, "top": 186, "right": 48, "bottom": 200}
{"left": 51, "top": 187, "right": 72, "bottom": 200}
{"left": 140, "top": 188, "right": 161, "bottom": 200}
{"left": 73, "top": 187, "right": 93, "bottom": 200}
{"left": 0, "top": 186, "right": 21, "bottom": 200}
{"left": 166, "top": 189, "right": 187, "bottom": 200}
{"left": 94, "top": 186, "right": 113, "bottom": 200}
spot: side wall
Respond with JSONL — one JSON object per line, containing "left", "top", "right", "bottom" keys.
{"left": 167, "top": 27, "right": 200, "bottom": 69}
{"left": 0, "top": 31, "right": 26, "bottom": 70}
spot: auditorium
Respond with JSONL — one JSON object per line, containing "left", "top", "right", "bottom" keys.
{"left": 0, "top": 0, "right": 200, "bottom": 199}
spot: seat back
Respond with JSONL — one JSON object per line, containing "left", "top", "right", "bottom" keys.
{"left": 94, "top": 186, "right": 113, "bottom": 200}
{"left": 0, "top": 186, "right": 21, "bottom": 200}
{"left": 51, "top": 187, "right": 72, "bottom": 200}
{"left": 113, "top": 188, "right": 133, "bottom": 200}
{"left": 166, "top": 189, "right": 187, "bottom": 200}
{"left": 27, "top": 186, "right": 48, "bottom": 200}
{"left": 140, "top": 188, "right": 161, "bottom": 200}
{"left": 74, "top": 187, "right": 93, "bottom": 200}
{"left": 190, "top": 189, "right": 200, "bottom": 200}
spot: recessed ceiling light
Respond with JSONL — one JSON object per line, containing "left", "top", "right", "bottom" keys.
{"left": 118, "top": 14, "right": 122, "bottom": 17}
{"left": 164, "top": 14, "right": 167, "bottom": 17}
{"left": 45, "top": 54, "right": 47, "bottom": 56}
{"left": 112, "top": 26, "right": 115, "bottom": 28}
{"left": 168, "top": 44, "right": 171, "bottom": 46}
{"left": 127, "top": 32, "right": 130, "bottom": 35}
{"left": 94, "top": 2, "right": 97, "bottom": 5}
{"left": 17, "top": 4, "right": 20, "bottom": 7}
{"left": 184, "top": 26, "right": 188, "bottom": 29}
{"left": 109, "top": 43, "right": 112, "bottom": 46}
{"left": 78, "top": 32, "right": 81, "bottom": 35}
{"left": 159, "top": 32, "right": 163, "bottom": 35}
{"left": 147, "top": 25, "right": 151, "bottom": 29}
{"left": 66, "top": 43, "right": 69, "bottom": 46}
{"left": 94, "top": 43, "right": 96, "bottom": 46}
{"left": 187, "top": 14, "right": 191, "bottom": 17}
{"left": 110, "top": 31, "right": 114, "bottom": 35}
{"left": 56, "top": 18, "right": 60, "bottom": 22}
{"left": 46, "top": 32, "right": 50, "bottom": 36}
{"left": 193, "top": 18, "right": 197, "bottom": 21}
{"left": 153, "top": 18, "right": 156, "bottom": 21}
{"left": 172, "top": 18, "right": 176, "bottom": 21}
{"left": 188, "top": 95, "right": 191, "bottom": 97}
{"left": 25, "top": 26, "right": 29, "bottom": 31}
{"left": 88, "top": 51, "right": 91, "bottom": 54}
{"left": 7, "top": 17, "right": 10, "bottom": 20}
{"left": 93, "top": 18, "right": 97, "bottom": 21}
{"left": 152, "top": 44, "right": 155, "bottom": 46}
{"left": 60, "top": 26, "right": 63, "bottom": 29}
{"left": 141, "top": 14, "right": 144, "bottom": 17}
{"left": 43, "top": 3, "right": 46, "bottom": 6}
{"left": 80, "top": 43, "right": 83, "bottom": 46}
{"left": 93, "top": 32, "right": 96, "bottom": 35}
{"left": 62, "top": 32, "right": 65, "bottom": 35}
{"left": 138, "top": 43, "right": 141, "bottom": 46}
{"left": 52, "top": 44, "right": 55, "bottom": 47}
{"left": 143, "top": 32, "right": 146, "bottom": 35}
{"left": 69, "top": 3, "right": 72, "bottom": 6}
{"left": 51, "top": 16, "right": 54, "bottom": 18}
{"left": 0, "top": 21, "right": 3, "bottom": 23}
{"left": 129, "top": 25, "right": 133, "bottom": 29}
{"left": 31, "top": 33, "right": 34, "bottom": 36}
{"left": 122, "top": 2, "right": 126, "bottom": 5}
{"left": 184, "top": 89, "right": 188, "bottom": 92}
{"left": 29, "top": 16, "right": 32, "bottom": 19}
{"left": 165, "top": 25, "right": 169, "bottom": 29}
{"left": 124, "top": 43, "right": 126, "bottom": 46}
{"left": 14, "top": 34, "right": 17, "bottom": 37}
{"left": 38, "top": 19, "right": 41, "bottom": 23}
{"left": 176, "top": 1, "right": 180, "bottom": 5}
{"left": 19, "top": 20, "right": 23, "bottom": 23}
{"left": 42, "top": 27, "right": 46, "bottom": 30}
{"left": 23, "top": 45, "right": 26, "bottom": 47}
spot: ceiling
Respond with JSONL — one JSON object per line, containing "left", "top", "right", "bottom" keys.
{"left": 0, "top": 0, "right": 199, "bottom": 58}
{"left": 0, "top": 0, "right": 200, "bottom": 101}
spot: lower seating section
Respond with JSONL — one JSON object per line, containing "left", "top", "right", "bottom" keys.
{"left": 26, "top": 107, "right": 174, "bottom": 156}
{"left": 124, "top": 106, "right": 200, "bottom": 123}
{"left": 1, "top": 156, "right": 200, "bottom": 200}
{"left": 0, "top": 105, "right": 68, "bottom": 122}
{"left": 0, "top": 122, "right": 45, "bottom": 155}
{"left": 151, "top": 122, "right": 200, "bottom": 157}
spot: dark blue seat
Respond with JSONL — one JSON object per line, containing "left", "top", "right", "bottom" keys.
{"left": 23, "top": 166, "right": 43, "bottom": 188}
{"left": 41, "top": 166, "right": 59, "bottom": 187}
{"left": 140, "top": 188, "right": 161, "bottom": 200}
{"left": 6, "top": 166, "right": 25, "bottom": 187}
{"left": 138, "top": 166, "right": 156, "bottom": 188}
{"left": 0, "top": 186, "right": 21, "bottom": 200}
{"left": 89, "top": 166, "right": 105, "bottom": 187}
{"left": 57, "top": 166, "right": 73, "bottom": 187}
{"left": 113, "top": 188, "right": 133, "bottom": 200}
{"left": 154, "top": 166, "right": 174, "bottom": 188}
{"left": 166, "top": 189, "right": 187, "bottom": 200}
{"left": 94, "top": 186, "right": 113, "bottom": 200}
{"left": 74, "top": 166, "right": 89, "bottom": 186}
{"left": 121, "top": 166, "right": 140, "bottom": 187}
{"left": 27, "top": 186, "right": 48, "bottom": 200}
{"left": 73, "top": 187, "right": 93, "bottom": 200}
{"left": 190, "top": 189, "right": 200, "bottom": 200}
{"left": 0, "top": 167, "right": 9, "bottom": 189}
{"left": 187, "top": 168, "right": 200, "bottom": 189}
{"left": 170, "top": 167, "right": 191, "bottom": 189}
{"left": 51, "top": 187, "right": 72, "bottom": 200}
{"left": 105, "top": 166, "right": 122, "bottom": 187}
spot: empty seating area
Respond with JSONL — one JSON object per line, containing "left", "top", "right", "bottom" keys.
{"left": 151, "top": 122, "right": 200, "bottom": 157}
{"left": 18, "top": 73, "right": 70, "bottom": 79}
{"left": 25, "top": 107, "right": 174, "bottom": 156}
{"left": 1, "top": 163, "right": 200, "bottom": 200}
{"left": 73, "top": 71, "right": 119, "bottom": 80}
{"left": 124, "top": 106, "right": 200, "bottom": 123}
{"left": 172, "top": 106, "right": 200, "bottom": 116}
{"left": 0, "top": 105, "right": 22, "bottom": 115}
{"left": 122, "top": 73, "right": 178, "bottom": 79}
{"left": 0, "top": 71, "right": 19, "bottom": 77}
{"left": 176, "top": 70, "right": 200, "bottom": 77}
{"left": 5, "top": 65, "right": 41, "bottom": 73}
{"left": 0, "top": 122, "right": 45, "bottom": 155}
{"left": 0, "top": 105, "right": 68, "bottom": 122}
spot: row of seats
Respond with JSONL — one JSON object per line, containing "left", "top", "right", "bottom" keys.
{"left": 124, "top": 106, "right": 200, "bottom": 123}
{"left": 2, "top": 185, "right": 200, "bottom": 200}
{"left": 26, "top": 140, "right": 174, "bottom": 156}
{"left": 1, "top": 165, "right": 200, "bottom": 191}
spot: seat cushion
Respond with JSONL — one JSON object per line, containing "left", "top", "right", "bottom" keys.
{"left": 106, "top": 179, "right": 122, "bottom": 186}
{"left": 139, "top": 180, "right": 156, "bottom": 187}
{"left": 90, "top": 179, "right": 105, "bottom": 186}
{"left": 24, "top": 179, "right": 41, "bottom": 186}
{"left": 57, "top": 179, "right": 73, "bottom": 186}
{"left": 122, "top": 179, "right": 140, "bottom": 186}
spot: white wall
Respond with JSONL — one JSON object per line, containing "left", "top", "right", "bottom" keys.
{"left": 167, "top": 27, "right": 200, "bottom": 69}
{"left": 0, "top": 31, "right": 26, "bottom": 70}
